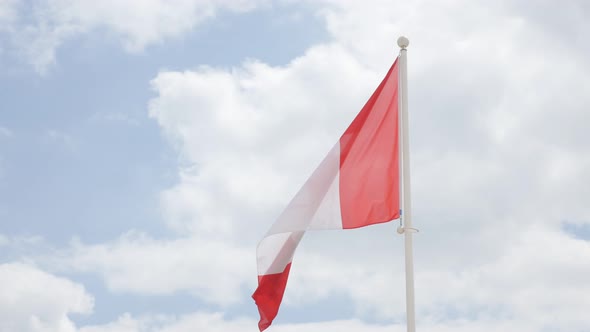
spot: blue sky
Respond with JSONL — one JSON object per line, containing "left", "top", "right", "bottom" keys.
{"left": 1, "top": 1, "right": 328, "bottom": 328}
{"left": 0, "top": 2, "right": 325, "bottom": 243}
{"left": 1, "top": 1, "right": 590, "bottom": 332}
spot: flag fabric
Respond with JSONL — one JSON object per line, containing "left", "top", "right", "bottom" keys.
{"left": 252, "top": 58, "right": 401, "bottom": 331}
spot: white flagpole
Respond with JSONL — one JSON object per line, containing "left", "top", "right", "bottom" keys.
{"left": 396, "top": 36, "right": 416, "bottom": 332}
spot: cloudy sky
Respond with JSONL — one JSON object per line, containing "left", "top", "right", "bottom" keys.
{"left": 1, "top": 0, "right": 590, "bottom": 331}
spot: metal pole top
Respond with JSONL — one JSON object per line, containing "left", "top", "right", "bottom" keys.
{"left": 397, "top": 36, "right": 410, "bottom": 50}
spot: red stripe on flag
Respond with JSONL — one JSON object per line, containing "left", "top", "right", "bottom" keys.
{"left": 252, "top": 263, "right": 292, "bottom": 332}
{"left": 339, "top": 61, "right": 400, "bottom": 229}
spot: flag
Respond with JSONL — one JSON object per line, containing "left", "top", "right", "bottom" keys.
{"left": 252, "top": 58, "right": 401, "bottom": 331}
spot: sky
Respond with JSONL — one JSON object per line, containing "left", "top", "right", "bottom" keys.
{"left": 1, "top": 0, "right": 590, "bottom": 331}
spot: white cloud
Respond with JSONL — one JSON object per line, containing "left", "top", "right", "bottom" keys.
{"left": 415, "top": 226, "right": 590, "bottom": 329}
{"left": 44, "top": 216, "right": 590, "bottom": 330}
{"left": 3, "top": 0, "right": 270, "bottom": 73}
{"left": 79, "top": 312, "right": 394, "bottom": 332}
{"left": 149, "top": 44, "right": 380, "bottom": 237}
{"left": 3, "top": 0, "right": 588, "bottom": 331}
{"left": 0, "top": 262, "right": 93, "bottom": 332}
{"left": 0, "top": 0, "right": 17, "bottom": 28}
{"left": 137, "top": 312, "right": 251, "bottom": 332}
{"left": 68, "top": 310, "right": 568, "bottom": 332}
{"left": 79, "top": 313, "right": 142, "bottom": 332}
{"left": 76, "top": 311, "right": 395, "bottom": 332}
{"left": 144, "top": 0, "right": 590, "bottom": 330}
{"left": 50, "top": 231, "right": 254, "bottom": 306}
{"left": 151, "top": 313, "right": 398, "bottom": 332}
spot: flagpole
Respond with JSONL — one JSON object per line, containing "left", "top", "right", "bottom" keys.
{"left": 397, "top": 36, "right": 416, "bottom": 332}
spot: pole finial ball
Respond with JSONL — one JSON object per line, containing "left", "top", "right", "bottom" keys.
{"left": 397, "top": 36, "right": 410, "bottom": 49}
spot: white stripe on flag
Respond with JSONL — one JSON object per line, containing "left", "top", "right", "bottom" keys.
{"left": 257, "top": 143, "right": 342, "bottom": 275}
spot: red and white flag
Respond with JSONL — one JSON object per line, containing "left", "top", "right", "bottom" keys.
{"left": 252, "top": 58, "right": 401, "bottom": 331}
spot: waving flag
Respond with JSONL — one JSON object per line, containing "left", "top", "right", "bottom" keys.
{"left": 253, "top": 58, "right": 401, "bottom": 331}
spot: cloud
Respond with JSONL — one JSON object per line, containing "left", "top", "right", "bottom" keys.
{"left": 0, "top": 262, "right": 93, "bottom": 332}
{"left": 66, "top": 309, "right": 575, "bottom": 332}
{"left": 79, "top": 313, "right": 141, "bottom": 332}
{"left": 143, "top": 0, "right": 590, "bottom": 330}
{"left": 0, "top": 0, "right": 16, "bottom": 57}
{"left": 49, "top": 231, "right": 254, "bottom": 306}
{"left": 3, "top": 0, "right": 589, "bottom": 331}
{"left": 3, "top": 0, "right": 270, "bottom": 74}
{"left": 76, "top": 311, "right": 401, "bottom": 332}
{"left": 0, "top": 0, "right": 17, "bottom": 28}
{"left": 148, "top": 44, "right": 380, "bottom": 237}
{"left": 415, "top": 226, "right": 590, "bottom": 329}
{"left": 88, "top": 312, "right": 384, "bottom": 332}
